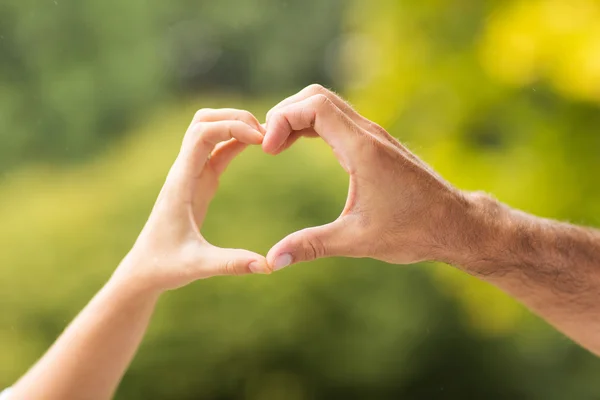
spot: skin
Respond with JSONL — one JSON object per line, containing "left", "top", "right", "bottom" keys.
{"left": 6, "top": 85, "right": 600, "bottom": 398}
{"left": 262, "top": 84, "right": 600, "bottom": 356}
{"left": 8, "top": 109, "right": 271, "bottom": 400}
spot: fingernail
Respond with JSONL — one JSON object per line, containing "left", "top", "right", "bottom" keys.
{"left": 248, "top": 261, "right": 267, "bottom": 274}
{"left": 253, "top": 130, "right": 264, "bottom": 142}
{"left": 273, "top": 253, "right": 293, "bottom": 271}
{"left": 248, "top": 261, "right": 265, "bottom": 274}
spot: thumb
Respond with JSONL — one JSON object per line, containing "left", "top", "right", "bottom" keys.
{"left": 201, "top": 246, "right": 271, "bottom": 277}
{"left": 267, "top": 219, "right": 351, "bottom": 270}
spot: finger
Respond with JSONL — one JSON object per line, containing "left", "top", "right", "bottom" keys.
{"left": 267, "top": 84, "right": 398, "bottom": 147}
{"left": 261, "top": 123, "right": 316, "bottom": 155}
{"left": 180, "top": 120, "right": 262, "bottom": 174}
{"left": 266, "top": 218, "right": 354, "bottom": 270}
{"left": 191, "top": 108, "right": 265, "bottom": 133}
{"left": 166, "top": 121, "right": 263, "bottom": 203}
{"left": 263, "top": 94, "right": 365, "bottom": 171}
{"left": 270, "top": 128, "right": 316, "bottom": 155}
{"left": 199, "top": 246, "right": 271, "bottom": 276}
{"left": 267, "top": 84, "right": 369, "bottom": 132}
{"left": 209, "top": 138, "right": 248, "bottom": 175}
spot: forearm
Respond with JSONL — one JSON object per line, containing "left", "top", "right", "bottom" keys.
{"left": 10, "top": 261, "right": 160, "bottom": 400}
{"left": 5, "top": 108, "right": 267, "bottom": 399}
{"left": 445, "top": 193, "right": 600, "bottom": 354}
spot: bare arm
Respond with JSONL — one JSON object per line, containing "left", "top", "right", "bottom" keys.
{"left": 261, "top": 84, "right": 600, "bottom": 355}
{"left": 447, "top": 194, "right": 600, "bottom": 354}
{"left": 9, "top": 109, "right": 270, "bottom": 400}
{"left": 10, "top": 275, "right": 159, "bottom": 400}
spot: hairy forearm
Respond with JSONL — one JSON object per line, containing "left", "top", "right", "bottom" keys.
{"left": 11, "top": 264, "right": 159, "bottom": 400}
{"left": 445, "top": 193, "right": 600, "bottom": 354}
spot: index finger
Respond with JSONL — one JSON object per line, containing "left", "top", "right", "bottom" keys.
{"left": 191, "top": 108, "right": 265, "bottom": 133}
{"left": 263, "top": 94, "right": 365, "bottom": 171}
{"left": 266, "top": 84, "right": 366, "bottom": 128}
{"left": 167, "top": 120, "right": 263, "bottom": 203}
{"left": 267, "top": 84, "right": 399, "bottom": 149}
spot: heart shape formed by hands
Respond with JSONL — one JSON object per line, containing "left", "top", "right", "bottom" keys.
{"left": 120, "top": 84, "right": 467, "bottom": 294}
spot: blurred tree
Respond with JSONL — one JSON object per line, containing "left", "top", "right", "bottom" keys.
{"left": 0, "top": 0, "right": 344, "bottom": 171}
{"left": 342, "top": 0, "right": 600, "bottom": 337}
{"left": 3, "top": 0, "right": 600, "bottom": 399}
{"left": 0, "top": 0, "right": 164, "bottom": 169}
{"left": 1, "top": 97, "right": 599, "bottom": 400}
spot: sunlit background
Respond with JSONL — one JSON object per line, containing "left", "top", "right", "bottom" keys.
{"left": 2, "top": 0, "right": 600, "bottom": 398}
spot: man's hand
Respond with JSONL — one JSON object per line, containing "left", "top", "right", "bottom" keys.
{"left": 263, "top": 84, "right": 600, "bottom": 356}
{"left": 116, "top": 108, "right": 271, "bottom": 294}
{"left": 262, "top": 84, "right": 476, "bottom": 270}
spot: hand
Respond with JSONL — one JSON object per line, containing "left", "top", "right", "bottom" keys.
{"left": 263, "top": 84, "right": 478, "bottom": 270}
{"left": 115, "top": 109, "right": 271, "bottom": 294}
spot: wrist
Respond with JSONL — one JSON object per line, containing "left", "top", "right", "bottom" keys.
{"left": 109, "top": 252, "right": 166, "bottom": 300}
{"left": 435, "top": 191, "right": 515, "bottom": 276}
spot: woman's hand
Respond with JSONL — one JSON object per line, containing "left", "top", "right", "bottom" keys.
{"left": 115, "top": 108, "right": 271, "bottom": 294}
{"left": 9, "top": 109, "right": 271, "bottom": 400}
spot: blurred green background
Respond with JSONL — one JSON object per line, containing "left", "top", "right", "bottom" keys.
{"left": 2, "top": 0, "right": 600, "bottom": 398}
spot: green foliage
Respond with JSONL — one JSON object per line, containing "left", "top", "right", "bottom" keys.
{"left": 344, "top": 0, "right": 600, "bottom": 338}
{"left": 0, "top": 0, "right": 343, "bottom": 171}
{"left": 3, "top": 0, "right": 600, "bottom": 398}
{"left": 1, "top": 98, "right": 598, "bottom": 399}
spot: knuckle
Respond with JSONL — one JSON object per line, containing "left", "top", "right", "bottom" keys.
{"left": 223, "top": 259, "right": 239, "bottom": 276}
{"left": 194, "top": 108, "right": 212, "bottom": 122}
{"left": 182, "top": 123, "right": 204, "bottom": 148}
{"left": 301, "top": 235, "right": 326, "bottom": 261}
{"left": 225, "top": 121, "right": 237, "bottom": 140}
{"left": 239, "top": 110, "right": 257, "bottom": 124}
{"left": 306, "top": 83, "right": 327, "bottom": 95}
{"left": 311, "top": 93, "right": 332, "bottom": 110}
{"left": 369, "top": 121, "right": 387, "bottom": 136}
{"left": 269, "top": 109, "right": 284, "bottom": 124}
{"left": 192, "top": 124, "right": 209, "bottom": 142}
